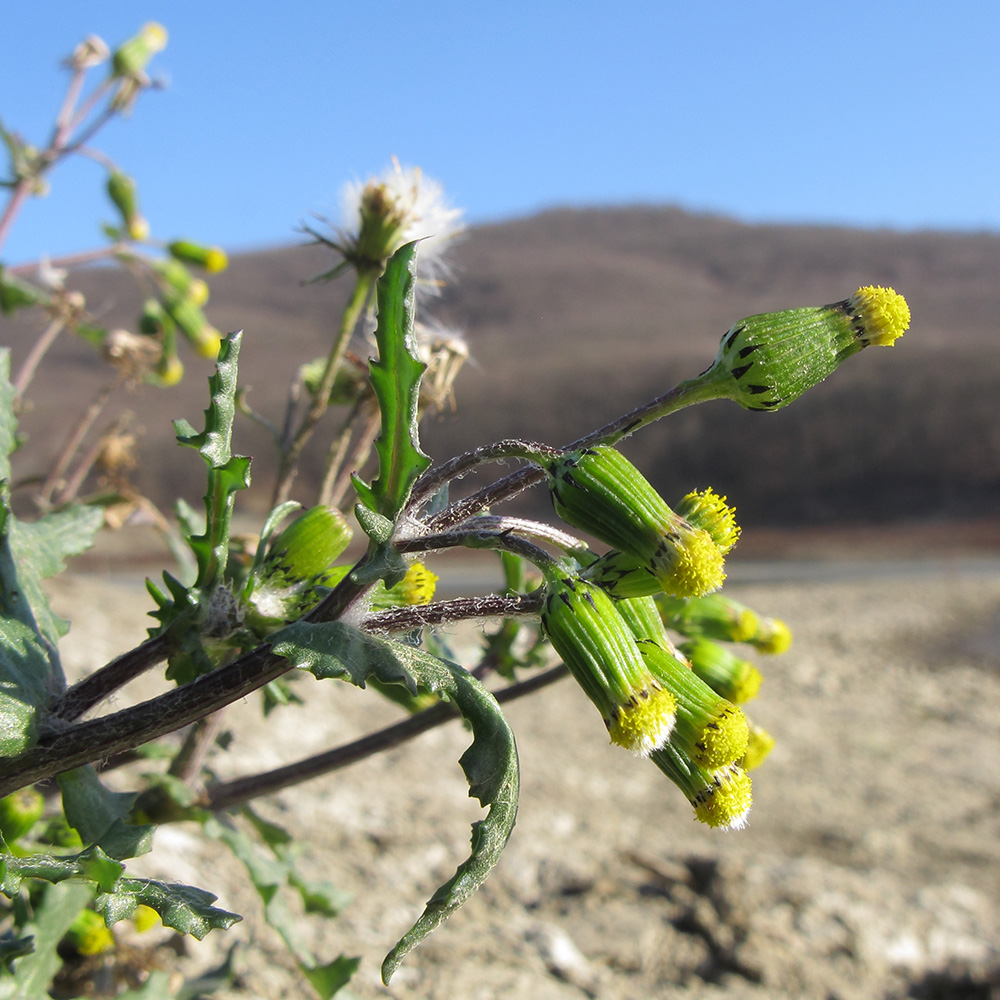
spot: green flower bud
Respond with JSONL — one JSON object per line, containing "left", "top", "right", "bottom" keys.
{"left": 693, "top": 286, "right": 910, "bottom": 411}
{"left": 547, "top": 446, "right": 727, "bottom": 598}
{"left": 678, "top": 637, "right": 763, "bottom": 704}
{"left": 740, "top": 723, "right": 775, "bottom": 772}
{"left": 658, "top": 593, "right": 759, "bottom": 644}
{"left": 111, "top": 22, "right": 168, "bottom": 77}
{"left": 749, "top": 616, "right": 792, "bottom": 654}
{"left": 541, "top": 577, "right": 677, "bottom": 756}
{"left": 153, "top": 351, "right": 183, "bottom": 386}
{"left": 638, "top": 638, "right": 749, "bottom": 769}
{"left": 615, "top": 594, "right": 673, "bottom": 644}
{"left": 138, "top": 297, "right": 171, "bottom": 336}
{"left": 263, "top": 506, "right": 353, "bottom": 583}
{"left": 154, "top": 257, "right": 201, "bottom": 299}
{"left": 0, "top": 787, "right": 44, "bottom": 843}
{"left": 163, "top": 295, "right": 222, "bottom": 358}
{"left": 651, "top": 745, "right": 753, "bottom": 830}
{"left": 106, "top": 170, "right": 149, "bottom": 241}
{"left": 168, "top": 240, "right": 228, "bottom": 273}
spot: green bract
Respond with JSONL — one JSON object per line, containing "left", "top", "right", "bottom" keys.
{"left": 691, "top": 285, "right": 910, "bottom": 411}
{"left": 540, "top": 576, "right": 677, "bottom": 757}
{"left": 546, "top": 445, "right": 728, "bottom": 598}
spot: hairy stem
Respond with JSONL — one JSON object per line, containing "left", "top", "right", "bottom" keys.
{"left": 52, "top": 630, "right": 176, "bottom": 723}
{"left": 409, "top": 438, "right": 561, "bottom": 508}
{"left": 425, "top": 377, "right": 718, "bottom": 530}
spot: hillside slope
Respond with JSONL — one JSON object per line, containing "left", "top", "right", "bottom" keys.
{"left": 5, "top": 205, "right": 999, "bottom": 528}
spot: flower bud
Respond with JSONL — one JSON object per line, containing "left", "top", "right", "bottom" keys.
{"left": 657, "top": 593, "right": 759, "bottom": 644}
{"left": 132, "top": 905, "right": 161, "bottom": 934}
{"left": 154, "top": 257, "right": 201, "bottom": 299}
{"left": 168, "top": 240, "right": 229, "bottom": 273}
{"left": 111, "top": 22, "right": 167, "bottom": 77}
{"left": 749, "top": 616, "right": 792, "bottom": 654}
{"left": 541, "top": 577, "right": 676, "bottom": 756}
{"left": 153, "top": 350, "right": 184, "bottom": 386}
{"left": 678, "top": 637, "right": 763, "bottom": 704}
{"left": 652, "top": 745, "right": 753, "bottom": 830}
{"left": 106, "top": 170, "right": 148, "bottom": 241}
{"left": 263, "top": 506, "right": 353, "bottom": 583}
{"left": 138, "top": 297, "right": 170, "bottom": 336}
{"left": 0, "top": 787, "right": 44, "bottom": 843}
{"left": 163, "top": 296, "right": 222, "bottom": 358}
{"left": 637, "top": 639, "right": 749, "bottom": 769}
{"left": 740, "top": 723, "right": 775, "bottom": 771}
{"left": 615, "top": 594, "right": 673, "bottom": 644}
{"left": 694, "top": 286, "right": 910, "bottom": 411}
{"left": 547, "top": 446, "right": 727, "bottom": 598}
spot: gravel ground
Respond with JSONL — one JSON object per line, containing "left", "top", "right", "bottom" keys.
{"left": 46, "top": 558, "right": 1000, "bottom": 999}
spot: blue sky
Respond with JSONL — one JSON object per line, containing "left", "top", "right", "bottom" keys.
{"left": 4, "top": 1, "right": 999, "bottom": 264}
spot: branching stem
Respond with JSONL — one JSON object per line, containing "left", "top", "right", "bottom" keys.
{"left": 202, "top": 664, "right": 567, "bottom": 813}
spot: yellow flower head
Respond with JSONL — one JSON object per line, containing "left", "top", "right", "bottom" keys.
{"left": 740, "top": 724, "right": 776, "bottom": 771}
{"left": 847, "top": 285, "right": 910, "bottom": 346}
{"left": 676, "top": 488, "right": 741, "bottom": 555}
{"left": 692, "top": 764, "right": 753, "bottom": 830}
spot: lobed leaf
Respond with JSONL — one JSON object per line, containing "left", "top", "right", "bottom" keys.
{"left": 94, "top": 875, "right": 241, "bottom": 939}
{"left": 172, "top": 332, "right": 251, "bottom": 592}
{"left": 355, "top": 242, "right": 431, "bottom": 521}
{"left": 206, "top": 814, "right": 356, "bottom": 997}
{"left": 0, "top": 881, "right": 94, "bottom": 997}
{"left": 270, "top": 620, "right": 519, "bottom": 982}
{"left": 58, "top": 765, "right": 154, "bottom": 861}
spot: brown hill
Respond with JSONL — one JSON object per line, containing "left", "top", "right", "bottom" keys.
{"left": 5, "top": 205, "right": 999, "bottom": 531}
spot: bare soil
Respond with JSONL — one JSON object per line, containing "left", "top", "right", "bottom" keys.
{"left": 47, "top": 555, "right": 1000, "bottom": 1000}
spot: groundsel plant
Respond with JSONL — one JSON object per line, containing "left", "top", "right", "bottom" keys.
{"left": 0, "top": 25, "right": 911, "bottom": 999}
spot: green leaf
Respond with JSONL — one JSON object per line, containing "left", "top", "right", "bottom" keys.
{"left": 205, "top": 815, "right": 356, "bottom": 998}
{"left": 1, "top": 881, "right": 94, "bottom": 997}
{"left": 270, "top": 621, "right": 519, "bottom": 982}
{"left": 94, "top": 875, "right": 241, "bottom": 939}
{"left": 378, "top": 642, "right": 519, "bottom": 984}
{"left": 302, "top": 956, "right": 361, "bottom": 999}
{"left": 0, "top": 845, "right": 120, "bottom": 898}
{"left": 11, "top": 504, "right": 104, "bottom": 648}
{"left": 355, "top": 242, "right": 430, "bottom": 520}
{"left": 58, "top": 766, "right": 154, "bottom": 860}
{"left": 173, "top": 332, "right": 251, "bottom": 591}
{"left": 0, "top": 353, "right": 103, "bottom": 751}
{"left": 270, "top": 621, "right": 416, "bottom": 692}
{"left": 0, "top": 619, "right": 50, "bottom": 757}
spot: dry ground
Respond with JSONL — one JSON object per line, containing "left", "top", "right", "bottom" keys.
{"left": 47, "top": 554, "right": 1000, "bottom": 1000}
